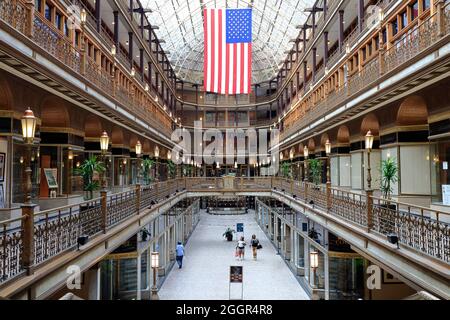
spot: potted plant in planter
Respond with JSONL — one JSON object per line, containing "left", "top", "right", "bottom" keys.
{"left": 280, "top": 161, "right": 292, "bottom": 179}
{"left": 74, "top": 155, "right": 105, "bottom": 200}
{"left": 142, "top": 158, "right": 155, "bottom": 185}
{"left": 308, "top": 159, "right": 322, "bottom": 189}
{"left": 308, "top": 227, "right": 321, "bottom": 244}
{"left": 223, "top": 227, "right": 236, "bottom": 241}
{"left": 167, "top": 160, "right": 176, "bottom": 179}
{"left": 380, "top": 157, "right": 398, "bottom": 210}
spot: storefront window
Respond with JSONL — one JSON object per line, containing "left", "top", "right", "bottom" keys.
{"left": 12, "top": 142, "right": 40, "bottom": 204}
{"left": 431, "top": 140, "right": 449, "bottom": 204}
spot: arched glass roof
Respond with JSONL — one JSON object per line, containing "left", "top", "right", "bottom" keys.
{"left": 142, "top": 0, "right": 315, "bottom": 85}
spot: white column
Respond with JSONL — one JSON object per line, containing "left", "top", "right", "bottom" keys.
{"left": 137, "top": 253, "right": 141, "bottom": 300}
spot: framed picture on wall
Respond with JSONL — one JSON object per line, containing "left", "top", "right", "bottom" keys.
{"left": 44, "top": 168, "right": 58, "bottom": 189}
{"left": 0, "top": 184, "right": 4, "bottom": 209}
{"left": 0, "top": 152, "right": 5, "bottom": 182}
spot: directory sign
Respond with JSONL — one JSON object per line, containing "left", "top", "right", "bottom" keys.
{"left": 230, "top": 266, "right": 243, "bottom": 283}
{"left": 442, "top": 185, "right": 450, "bottom": 205}
{"left": 236, "top": 223, "right": 244, "bottom": 232}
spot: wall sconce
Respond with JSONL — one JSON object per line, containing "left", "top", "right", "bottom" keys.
{"left": 131, "top": 67, "right": 136, "bottom": 77}
{"left": 111, "top": 45, "right": 116, "bottom": 57}
{"left": 68, "top": 150, "right": 74, "bottom": 160}
{"left": 76, "top": 161, "right": 80, "bottom": 167}
{"left": 19, "top": 156, "right": 24, "bottom": 164}
{"left": 145, "top": 84, "right": 149, "bottom": 91}
{"left": 123, "top": 159, "right": 127, "bottom": 165}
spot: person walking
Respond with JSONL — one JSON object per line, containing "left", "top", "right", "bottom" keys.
{"left": 250, "top": 234, "right": 260, "bottom": 260}
{"left": 236, "top": 236, "right": 246, "bottom": 261}
{"left": 176, "top": 241, "right": 185, "bottom": 269}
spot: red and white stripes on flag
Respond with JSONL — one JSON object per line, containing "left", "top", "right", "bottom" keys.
{"left": 203, "top": 8, "right": 252, "bottom": 95}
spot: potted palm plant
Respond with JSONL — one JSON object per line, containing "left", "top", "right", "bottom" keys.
{"left": 223, "top": 227, "right": 236, "bottom": 241}
{"left": 280, "top": 161, "right": 292, "bottom": 178}
{"left": 308, "top": 159, "right": 322, "bottom": 188}
{"left": 380, "top": 157, "right": 398, "bottom": 210}
{"left": 74, "top": 155, "right": 105, "bottom": 200}
{"left": 142, "top": 158, "right": 155, "bottom": 185}
{"left": 167, "top": 160, "right": 176, "bottom": 179}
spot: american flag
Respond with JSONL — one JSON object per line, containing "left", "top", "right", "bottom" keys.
{"left": 203, "top": 8, "right": 252, "bottom": 95}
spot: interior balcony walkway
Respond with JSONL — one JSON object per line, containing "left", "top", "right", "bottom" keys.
{"left": 158, "top": 210, "right": 309, "bottom": 300}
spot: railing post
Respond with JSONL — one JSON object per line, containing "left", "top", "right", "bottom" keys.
{"left": 290, "top": 180, "right": 293, "bottom": 195}
{"left": 304, "top": 182, "right": 308, "bottom": 201}
{"left": 136, "top": 184, "right": 141, "bottom": 215}
{"left": 101, "top": 190, "right": 108, "bottom": 233}
{"left": 25, "top": 0, "right": 34, "bottom": 38}
{"left": 437, "top": 0, "right": 446, "bottom": 37}
{"left": 378, "top": 30, "right": 385, "bottom": 76}
{"left": 326, "top": 182, "right": 331, "bottom": 211}
{"left": 366, "top": 189, "right": 373, "bottom": 232}
{"left": 21, "top": 203, "right": 36, "bottom": 275}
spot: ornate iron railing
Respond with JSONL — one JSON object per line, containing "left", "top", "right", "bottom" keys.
{"left": 33, "top": 198, "right": 102, "bottom": 265}
{"left": 0, "top": 216, "right": 25, "bottom": 283}
{"left": 1, "top": 177, "right": 449, "bottom": 286}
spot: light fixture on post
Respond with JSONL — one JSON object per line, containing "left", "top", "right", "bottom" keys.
{"left": 151, "top": 252, "right": 160, "bottom": 300}
{"left": 21, "top": 108, "right": 37, "bottom": 204}
{"left": 100, "top": 131, "right": 109, "bottom": 190}
{"left": 130, "top": 67, "right": 136, "bottom": 78}
{"left": 365, "top": 130, "right": 374, "bottom": 190}
{"left": 310, "top": 251, "right": 319, "bottom": 288}
{"left": 80, "top": 8, "right": 87, "bottom": 26}
{"left": 135, "top": 140, "right": 142, "bottom": 184}
{"left": 145, "top": 83, "right": 149, "bottom": 91}
{"left": 325, "top": 140, "right": 331, "bottom": 184}
{"left": 154, "top": 145, "right": 159, "bottom": 181}
{"left": 303, "top": 146, "right": 309, "bottom": 182}
{"left": 345, "top": 43, "right": 351, "bottom": 55}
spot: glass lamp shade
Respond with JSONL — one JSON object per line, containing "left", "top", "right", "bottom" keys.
{"left": 21, "top": 108, "right": 37, "bottom": 144}
{"left": 234, "top": 161, "right": 237, "bottom": 168}
{"left": 310, "top": 251, "right": 319, "bottom": 269}
{"left": 280, "top": 152, "right": 284, "bottom": 160}
{"left": 111, "top": 45, "right": 116, "bottom": 57}
{"left": 80, "top": 9, "right": 87, "bottom": 24}
{"left": 378, "top": 9, "right": 385, "bottom": 22}
{"left": 325, "top": 140, "right": 331, "bottom": 155}
{"left": 290, "top": 148, "right": 294, "bottom": 159}
{"left": 68, "top": 150, "right": 74, "bottom": 160}
{"left": 100, "top": 131, "right": 109, "bottom": 153}
{"left": 135, "top": 140, "right": 142, "bottom": 156}
{"left": 365, "top": 130, "right": 374, "bottom": 151}
{"left": 216, "top": 162, "right": 220, "bottom": 169}
{"left": 154, "top": 146, "right": 159, "bottom": 158}
{"left": 167, "top": 150, "right": 172, "bottom": 160}
{"left": 304, "top": 146, "right": 309, "bottom": 158}
{"left": 145, "top": 84, "right": 149, "bottom": 91}
{"left": 151, "top": 252, "right": 159, "bottom": 269}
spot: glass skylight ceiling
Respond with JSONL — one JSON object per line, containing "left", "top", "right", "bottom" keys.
{"left": 142, "top": 0, "right": 315, "bottom": 85}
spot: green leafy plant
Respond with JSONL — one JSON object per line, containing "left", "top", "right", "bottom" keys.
{"left": 183, "top": 164, "right": 192, "bottom": 177}
{"left": 308, "top": 159, "right": 322, "bottom": 185}
{"left": 167, "top": 160, "right": 176, "bottom": 179}
{"left": 74, "top": 155, "right": 105, "bottom": 199}
{"left": 223, "top": 227, "right": 236, "bottom": 241}
{"left": 280, "top": 161, "right": 292, "bottom": 178}
{"left": 380, "top": 157, "right": 398, "bottom": 200}
{"left": 142, "top": 158, "right": 155, "bottom": 185}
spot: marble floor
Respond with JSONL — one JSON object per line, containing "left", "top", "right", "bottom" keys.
{"left": 158, "top": 211, "right": 309, "bottom": 300}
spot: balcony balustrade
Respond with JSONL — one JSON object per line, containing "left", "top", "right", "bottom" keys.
{"left": 1, "top": 176, "right": 448, "bottom": 287}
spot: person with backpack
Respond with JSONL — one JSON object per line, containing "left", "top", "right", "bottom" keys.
{"left": 250, "top": 234, "right": 260, "bottom": 260}
{"left": 236, "top": 236, "right": 246, "bottom": 261}
{"left": 176, "top": 241, "right": 185, "bottom": 269}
